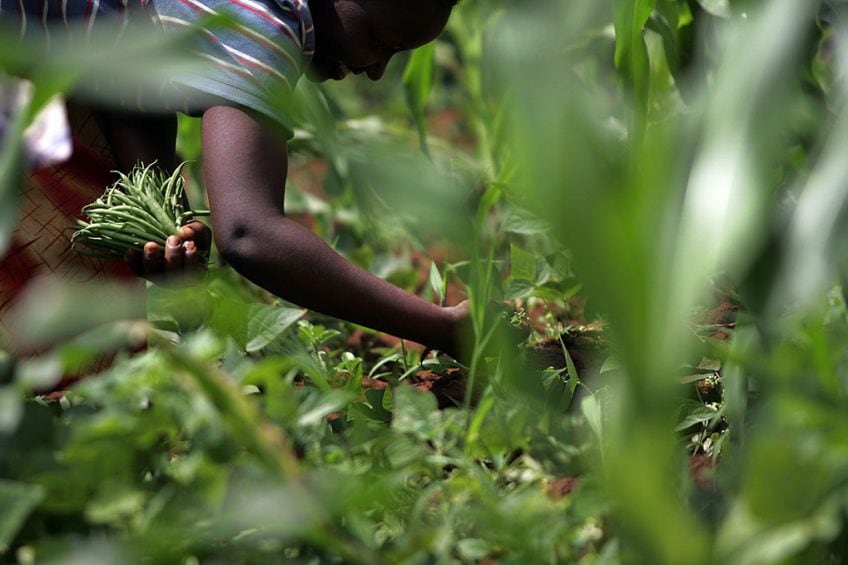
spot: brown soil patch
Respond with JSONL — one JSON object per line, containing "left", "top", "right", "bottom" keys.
{"left": 546, "top": 476, "right": 579, "bottom": 500}
{"left": 409, "top": 368, "right": 466, "bottom": 409}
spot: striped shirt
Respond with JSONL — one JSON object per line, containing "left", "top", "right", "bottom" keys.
{"left": 0, "top": 0, "right": 315, "bottom": 135}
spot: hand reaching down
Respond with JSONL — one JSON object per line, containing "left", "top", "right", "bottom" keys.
{"left": 425, "top": 299, "right": 471, "bottom": 363}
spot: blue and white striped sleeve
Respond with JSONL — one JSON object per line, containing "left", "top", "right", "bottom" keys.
{"left": 148, "top": 0, "right": 315, "bottom": 137}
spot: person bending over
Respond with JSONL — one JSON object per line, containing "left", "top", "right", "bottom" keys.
{"left": 0, "top": 0, "right": 469, "bottom": 357}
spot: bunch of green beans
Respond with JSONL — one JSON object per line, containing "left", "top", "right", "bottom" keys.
{"left": 70, "top": 162, "right": 209, "bottom": 259}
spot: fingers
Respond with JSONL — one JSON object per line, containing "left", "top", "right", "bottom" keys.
{"left": 129, "top": 221, "right": 210, "bottom": 285}
{"left": 179, "top": 221, "right": 211, "bottom": 252}
{"left": 184, "top": 240, "right": 200, "bottom": 269}
{"left": 179, "top": 224, "right": 196, "bottom": 241}
{"left": 145, "top": 236, "right": 205, "bottom": 279}
{"left": 164, "top": 235, "right": 185, "bottom": 272}
{"left": 143, "top": 242, "right": 164, "bottom": 273}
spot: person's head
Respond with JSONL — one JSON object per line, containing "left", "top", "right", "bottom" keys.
{"left": 307, "top": 0, "right": 457, "bottom": 82}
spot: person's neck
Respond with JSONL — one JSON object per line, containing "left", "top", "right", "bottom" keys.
{"left": 306, "top": 0, "right": 330, "bottom": 27}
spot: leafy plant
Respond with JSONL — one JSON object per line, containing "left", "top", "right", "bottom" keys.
{"left": 4, "top": 0, "right": 848, "bottom": 562}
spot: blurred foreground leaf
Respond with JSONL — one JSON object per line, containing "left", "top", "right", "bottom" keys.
{"left": 403, "top": 42, "right": 437, "bottom": 156}
{"left": 0, "top": 480, "right": 44, "bottom": 554}
{"left": 1, "top": 278, "right": 146, "bottom": 349}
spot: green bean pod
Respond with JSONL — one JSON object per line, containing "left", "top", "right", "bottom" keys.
{"left": 70, "top": 161, "right": 210, "bottom": 259}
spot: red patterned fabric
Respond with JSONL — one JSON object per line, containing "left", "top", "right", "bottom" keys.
{"left": 0, "top": 108, "right": 137, "bottom": 337}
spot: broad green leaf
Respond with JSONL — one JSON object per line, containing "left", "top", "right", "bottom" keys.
{"left": 4, "top": 279, "right": 146, "bottom": 349}
{"left": 501, "top": 206, "right": 551, "bottom": 235}
{"left": 613, "top": 0, "right": 657, "bottom": 69}
{"left": 384, "top": 434, "right": 430, "bottom": 468}
{"left": 392, "top": 384, "right": 439, "bottom": 440}
{"left": 656, "top": 0, "right": 680, "bottom": 28}
{"left": 504, "top": 279, "right": 536, "bottom": 301}
{"left": 208, "top": 295, "right": 251, "bottom": 348}
{"left": 646, "top": 15, "right": 681, "bottom": 81}
{"left": 510, "top": 244, "right": 537, "bottom": 282}
{"left": 533, "top": 256, "right": 553, "bottom": 286}
{"left": 457, "top": 538, "right": 491, "bottom": 561}
{"left": 613, "top": 0, "right": 659, "bottom": 120}
{"left": 718, "top": 496, "right": 842, "bottom": 563}
{"left": 675, "top": 0, "right": 818, "bottom": 320}
{"left": 675, "top": 399, "right": 719, "bottom": 431}
{"left": 778, "top": 63, "right": 848, "bottom": 309}
{"left": 246, "top": 304, "right": 306, "bottom": 353}
{"left": 85, "top": 487, "right": 145, "bottom": 525}
{"left": 364, "top": 388, "right": 392, "bottom": 422}
{"left": 297, "top": 390, "right": 357, "bottom": 427}
{"left": 0, "top": 480, "right": 44, "bottom": 553}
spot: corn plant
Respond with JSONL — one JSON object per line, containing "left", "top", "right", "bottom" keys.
{"left": 3, "top": 1, "right": 848, "bottom": 563}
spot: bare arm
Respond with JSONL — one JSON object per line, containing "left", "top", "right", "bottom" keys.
{"left": 201, "top": 105, "right": 465, "bottom": 353}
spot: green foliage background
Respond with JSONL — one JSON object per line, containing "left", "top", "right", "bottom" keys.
{"left": 4, "top": 0, "right": 848, "bottom": 562}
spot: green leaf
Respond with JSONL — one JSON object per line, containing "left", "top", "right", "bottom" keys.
{"left": 613, "top": 0, "right": 658, "bottom": 120}
{"left": 646, "top": 14, "right": 681, "bottom": 82}
{"left": 403, "top": 42, "right": 437, "bottom": 156}
{"left": 613, "top": 0, "right": 658, "bottom": 68}
{"left": 0, "top": 480, "right": 44, "bottom": 554}
{"left": 403, "top": 42, "right": 437, "bottom": 116}
{"left": 297, "top": 390, "right": 357, "bottom": 427}
{"left": 510, "top": 244, "right": 537, "bottom": 282}
{"left": 208, "top": 295, "right": 252, "bottom": 348}
{"left": 675, "top": 399, "right": 719, "bottom": 431}
{"left": 504, "top": 279, "right": 536, "bottom": 301}
{"left": 533, "top": 256, "right": 553, "bottom": 286}
{"left": 0, "top": 387, "right": 22, "bottom": 434}
{"left": 176, "top": 115, "right": 203, "bottom": 162}
{"left": 246, "top": 304, "right": 306, "bottom": 353}
{"left": 465, "top": 394, "right": 495, "bottom": 450}
{"left": 457, "top": 538, "right": 491, "bottom": 561}
{"left": 581, "top": 394, "right": 605, "bottom": 449}
{"left": 429, "top": 262, "right": 445, "bottom": 305}
{"left": 562, "top": 339, "right": 581, "bottom": 408}
{"left": 391, "top": 384, "right": 439, "bottom": 440}
{"left": 501, "top": 206, "right": 551, "bottom": 235}
{"left": 364, "top": 388, "right": 392, "bottom": 422}
{"left": 5, "top": 279, "right": 146, "bottom": 349}
{"left": 697, "top": 0, "right": 732, "bottom": 18}
{"left": 85, "top": 487, "right": 146, "bottom": 525}
{"left": 656, "top": 0, "right": 680, "bottom": 29}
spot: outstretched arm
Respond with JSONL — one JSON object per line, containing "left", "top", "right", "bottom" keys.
{"left": 201, "top": 105, "right": 465, "bottom": 354}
